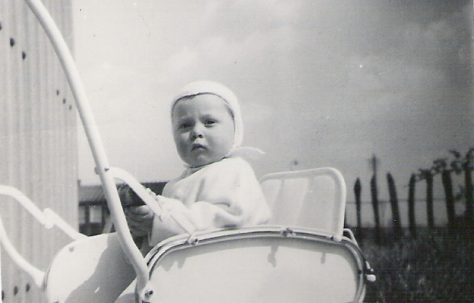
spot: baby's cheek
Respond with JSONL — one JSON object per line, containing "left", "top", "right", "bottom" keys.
{"left": 176, "top": 141, "right": 188, "bottom": 155}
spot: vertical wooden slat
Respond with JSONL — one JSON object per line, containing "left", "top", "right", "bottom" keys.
{"left": 353, "top": 178, "right": 363, "bottom": 241}
{"left": 0, "top": 1, "right": 9, "bottom": 300}
{"left": 21, "top": 2, "right": 37, "bottom": 300}
{"left": 0, "top": 2, "right": 5, "bottom": 297}
{"left": 441, "top": 170, "right": 456, "bottom": 232}
{"left": 5, "top": 1, "right": 21, "bottom": 300}
{"left": 16, "top": 2, "right": 29, "bottom": 301}
{"left": 407, "top": 174, "right": 417, "bottom": 238}
{"left": 0, "top": 1, "right": 6, "bottom": 299}
{"left": 387, "top": 173, "right": 402, "bottom": 241}
{"left": 12, "top": 2, "right": 26, "bottom": 301}
{"left": 60, "top": 1, "right": 78, "bottom": 227}
{"left": 464, "top": 159, "right": 473, "bottom": 223}
{"left": 425, "top": 172, "right": 434, "bottom": 229}
{"left": 370, "top": 175, "right": 381, "bottom": 244}
{"left": 27, "top": 2, "right": 43, "bottom": 300}
{"left": 42, "top": 0, "right": 52, "bottom": 267}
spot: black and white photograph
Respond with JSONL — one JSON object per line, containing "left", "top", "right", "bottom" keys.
{"left": 0, "top": 0, "right": 473, "bottom": 302}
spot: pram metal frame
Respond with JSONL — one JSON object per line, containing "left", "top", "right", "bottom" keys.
{"left": 0, "top": 185, "right": 85, "bottom": 288}
{"left": 260, "top": 167, "right": 347, "bottom": 241}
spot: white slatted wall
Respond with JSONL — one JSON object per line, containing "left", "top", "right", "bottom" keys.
{"left": 0, "top": 1, "right": 77, "bottom": 302}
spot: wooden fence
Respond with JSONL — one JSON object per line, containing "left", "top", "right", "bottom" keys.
{"left": 347, "top": 168, "right": 473, "bottom": 244}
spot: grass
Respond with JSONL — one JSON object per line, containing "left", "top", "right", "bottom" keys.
{"left": 361, "top": 227, "right": 474, "bottom": 303}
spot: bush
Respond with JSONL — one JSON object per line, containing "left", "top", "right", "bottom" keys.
{"left": 363, "top": 229, "right": 474, "bottom": 302}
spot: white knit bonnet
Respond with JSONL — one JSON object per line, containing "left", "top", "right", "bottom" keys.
{"left": 171, "top": 80, "right": 263, "bottom": 160}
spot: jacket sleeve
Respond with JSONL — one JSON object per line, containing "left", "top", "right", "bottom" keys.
{"left": 148, "top": 161, "right": 271, "bottom": 246}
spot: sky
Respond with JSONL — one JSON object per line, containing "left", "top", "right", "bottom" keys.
{"left": 72, "top": 0, "right": 473, "bottom": 203}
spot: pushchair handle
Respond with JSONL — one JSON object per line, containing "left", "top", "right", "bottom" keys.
{"left": 24, "top": 0, "right": 154, "bottom": 301}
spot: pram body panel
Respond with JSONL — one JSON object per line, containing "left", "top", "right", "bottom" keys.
{"left": 45, "top": 233, "right": 135, "bottom": 303}
{"left": 138, "top": 227, "right": 365, "bottom": 303}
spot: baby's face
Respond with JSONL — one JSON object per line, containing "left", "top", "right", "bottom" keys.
{"left": 172, "top": 94, "right": 235, "bottom": 167}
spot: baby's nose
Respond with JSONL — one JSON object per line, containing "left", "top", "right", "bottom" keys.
{"left": 190, "top": 126, "right": 204, "bottom": 139}
{"left": 191, "top": 132, "right": 203, "bottom": 139}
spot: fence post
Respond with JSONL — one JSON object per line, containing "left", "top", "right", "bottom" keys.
{"left": 464, "top": 165, "right": 473, "bottom": 223}
{"left": 408, "top": 174, "right": 417, "bottom": 238}
{"left": 426, "top": 172, "right": 434, "bottom": 229}
{"left": 387, "top": 173, "right": 402, "bottom": 240}
{"left": 370, "top": 175, "right": 381, "bottom": 244}
{"left": 441, "top": 170, "right": 456, "bottom": 231}
{"left": 354, "top": 178, "right": 363, "bottom": 241}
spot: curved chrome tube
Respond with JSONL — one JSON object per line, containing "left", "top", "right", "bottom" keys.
{"left": 110, "top": 167, "right": 195, "bottom": 235}
{"left": 259, "top": 167, "right": 347, "bottom": 241}
{"left": 23, "top": 1, "right": 153, "bottom": 301}
{"left": 0, "top": 185, "right": 86, "bottom": 288}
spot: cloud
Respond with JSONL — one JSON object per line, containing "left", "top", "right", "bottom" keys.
{"left": 163, "top": 47, "right": 199, "bottom": 76}
{"left": 75, "top": 0, "right": 473, "bottom": 186}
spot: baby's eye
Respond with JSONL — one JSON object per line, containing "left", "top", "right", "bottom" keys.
{"left": 204, "top": 119, "right": 216, "bottom": 127}
{"left": 178, "top": 122, "right": 192, "bottom": 129}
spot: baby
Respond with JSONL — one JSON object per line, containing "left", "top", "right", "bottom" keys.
{"left": 126, "top": 81, "right": 271, "bottom": 247}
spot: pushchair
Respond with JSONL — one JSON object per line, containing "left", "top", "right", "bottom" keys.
{"left": 0, "top": 1, "right": 375, "bottom": 302}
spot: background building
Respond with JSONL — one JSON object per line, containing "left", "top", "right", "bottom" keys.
{"left": 0, "top": 1, "right": 76, "bottom": 302}
{"left": 78, "top": 181, "right": 166, "bottom": 236}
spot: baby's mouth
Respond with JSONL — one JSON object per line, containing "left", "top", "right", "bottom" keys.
{"left": 191, "top": 144, "right": 206, "bottom": 151}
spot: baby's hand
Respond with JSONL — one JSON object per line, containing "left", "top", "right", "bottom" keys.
{"left": 125, "top": 205, "right": 154, "bottom": 237}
